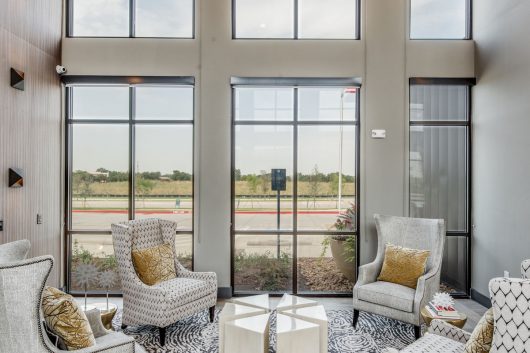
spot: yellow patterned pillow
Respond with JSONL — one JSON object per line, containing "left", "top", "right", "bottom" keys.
{"left": 377, "top": 244, "right": 430, "bottom": 289}
{"left": 41, "top": 286, "right": 96, "bottom": 351}
{"left": 464, "top": 308, "right": 494, "bottom": 353}
{"left": 132, "top": 243, "right": 177, "bottom": 286}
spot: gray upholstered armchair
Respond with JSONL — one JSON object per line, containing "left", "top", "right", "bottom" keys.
{"left": 0, "top": 239, "right": 30, "bottom": 263}
{"left": 353, "top": 214, "right": 446, "bottom": 338}
{"left": 0, "top": 255, "right": 144, "bottom": 353}
{"left": 111, "top": 218, "right": 218, "bottom": 346}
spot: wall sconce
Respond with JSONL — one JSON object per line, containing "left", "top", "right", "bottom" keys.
{"left": 8, "top": 168, "right": 23, "bottom": 188}
{"left": 10, "top": 68, "right": 25, "bottom": 91}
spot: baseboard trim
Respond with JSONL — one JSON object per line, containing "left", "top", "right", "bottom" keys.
{"left": 218, "top": 287, "right": 232, "bottom": 299}
{"left": 471, "top": 288, "right": 491, "bottom": 308}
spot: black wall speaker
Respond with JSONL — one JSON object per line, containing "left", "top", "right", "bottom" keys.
{"left": 10, "top": 68, "right": 25, "bottom": 91}
{"left": 8, "top": 168, "right": 23, "bottom": 188}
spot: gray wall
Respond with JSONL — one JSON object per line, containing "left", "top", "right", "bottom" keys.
{"left": 0, "top": 0, "right": 63, "bottom": 285}
{"left": 62, "top": 0, "right": 474, "bottom": 290}
{"left": 472, "top": 1, "right": 530, "bottom": 297}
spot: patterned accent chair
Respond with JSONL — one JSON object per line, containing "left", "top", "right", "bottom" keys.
{"left": 353, "top": 214, "right": 446, "bottom": 338}
{"left": 384, "top": 276, "right": 530, "bottom": 353}
{"left": 111, "top": 218, "right": 218, "bottom": 346}
{"left": 0, "top": 255, "right": 145, "bottom": 353}
{"left": 0, "top": 239, "right": 30, "bottom": 263}
{"left": 521, "top": 259, "right": 530, "bottom": 279}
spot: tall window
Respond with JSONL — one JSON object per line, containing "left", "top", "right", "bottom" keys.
{"left": 410, "top": 0, "right": 471, "bottom": 39}
{"left": 232, "top": 79, "right": 360, "bottom": 295}
{"left": 409, "top": 78, "right": 473, "bottom": 295}
{"left": 69, "top": 0, "right": 194, "bottom": 38}
{"left": 233, "top": 0, "right": 360, "bottom": 39}
{"left": 66, "top": 82, "right": 194, "bottom": 293}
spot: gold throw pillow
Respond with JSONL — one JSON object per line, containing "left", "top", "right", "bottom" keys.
{"left": 132, "top": 243, "right": 177, "bottom": 286}
{"left": 41, "top": 286, "right": 96, "bottom": 351}
{"left": 464, "top": 308, "right": 494, "bottom": 353}
{"left": 377, "top": 244, "right": 430, "bottom": 289}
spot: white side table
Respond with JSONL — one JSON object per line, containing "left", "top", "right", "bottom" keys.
{"left": 282, "top": 305, "right": 328, "bottom": 353}
{"left": 219, "top": 303, "right": 266, "bottom": 353}
{"left": 276, "top": 313, "right": 320, "bottom": 353}
{"left": 224, "top": 313, "right": 271, "bottom": 353}
{"left": 276, "top": 294, "right": 318, "bottom": 312}
{"left": 230, "top": 294, "right": 271, "bottom": 312}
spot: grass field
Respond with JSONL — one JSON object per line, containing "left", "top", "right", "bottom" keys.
{"left": 81, "top": 180, "right": 356, "bottom": 196}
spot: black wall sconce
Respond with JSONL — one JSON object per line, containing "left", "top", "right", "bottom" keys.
{"left": 10, "top": 68, "right": 25, "bottom": 91}
{"left": 8, "top": 168, "right": 23, "bottom": 188}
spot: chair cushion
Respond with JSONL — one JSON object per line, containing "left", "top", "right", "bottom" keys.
{"left": 464, "top": 308, "right": 494, "bottom": 353}
{"left": 41, "top": 286, "right": 96, "bottom": 350}
{"left": 377, "top": 244, "right": 430, "bottom": 289}
{"left": 132, "top": 243, "right": 177, "bottom": 286}
{"left": 155, "top": 277, "right": 217, "bottom": 306}
{"left": 400, "top": 332, "right": 465, "bottom": 352}
{"left": 357, "top": 281, "right": 416, "bottom": 312}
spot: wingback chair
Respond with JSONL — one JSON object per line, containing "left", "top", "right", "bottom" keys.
{"left": 0, "top": 255, "right": 144, "bottom": 353}
{"left": 111, "top": 218, "right": 218, "bottom": 346}
{"left": 521, "top": 259, "right": 530, "bottom": 279}
{"left": 0, "top": 239, "right": 30, "bottom": 263}
{"left": 353, "top": 214, "right": 446, "bottom": 338}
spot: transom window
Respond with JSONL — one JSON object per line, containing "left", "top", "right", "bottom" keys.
{"left": 410, "top": 0, "right": 471, "bottom": 39}
{"left": 233, "top": 0, "right": 360, "bottom": 39}
{"left": 69, "top": 0, "right": 194, "bottom": 38}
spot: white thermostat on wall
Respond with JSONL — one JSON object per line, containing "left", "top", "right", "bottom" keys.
{"left": 371, "top": 129, "right": 386, "bottom": 139}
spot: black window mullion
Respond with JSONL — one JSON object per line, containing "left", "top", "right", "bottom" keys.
{"left": 129, "top": 87, "right": 136, "bottom": 220}
{"left": 293, "top": 0, "right": 299, "bottom": 39}
{"left": 292, "top": 87, "right": 299, "bottom": 294}
{"left": 130, "top": 0, "right": 136, "bottom": 38}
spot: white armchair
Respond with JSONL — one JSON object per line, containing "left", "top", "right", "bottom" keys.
{"left": 353, "top": 214, "right": 446, "bottom": 338}
{"left": 0, "top": 255, "right": 143, "bottom": 353}
{"left": 111, "top": 218, "right": 218, "bottom": 346}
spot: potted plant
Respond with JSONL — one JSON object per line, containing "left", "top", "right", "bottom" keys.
{"left": 322, "top": 204, "right": 357, "bottom": 282}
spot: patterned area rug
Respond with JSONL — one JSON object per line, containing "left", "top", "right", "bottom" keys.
{"left": 113, "top": 309, "right": 415, "bottom": 353}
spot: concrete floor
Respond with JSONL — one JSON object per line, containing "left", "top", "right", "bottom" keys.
{"left": 78, "top": 295, "right": 487, "bottom": 333}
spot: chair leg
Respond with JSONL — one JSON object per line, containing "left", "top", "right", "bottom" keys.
{"left": 159, "top": 327, "right": 166, "bottom": 346}
{"left": 352, "top": 309, "right": 360, "bottom": 328}
{"left": 121, "top": 324, "right": 128, "bottom": 330}
{"left": 209, "top": 305, "right": 216, "bottom": 323}
{"left": 414, "top": 325, "right": 421, "bottom": 339}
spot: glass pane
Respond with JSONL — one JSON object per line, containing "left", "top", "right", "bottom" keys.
{"left": 410, "top": 126, "right": 468, "bottom": 231}
{"left": 234, "top": 234, "right": 293, "bottom": 293}
{"left": 72, "top": 0, "right": 129, "bottom": 37}
{"left": 135, "top": 0, "right": 193, "bottom": 38}
{"left": 174, "top": 233, "right": 193, "bottom": 270}
{"left": 234, "top": 125, "right": 293, "bottom": 230}
{"left": 297, "top": 234, "right": 355, "bottom": 293}
{"left": 410, "top": 85, "right": 468, "bottom": 121}
{"left": 135, "top": 87, "right": 194, "bottom": 120}
{"left": 135, "top": 125, "right": 193, "bottom": 230}
{"left": 410, "top": 0, "right": 467, "bottom": 39}
{"left": 71, "top": 125, "right": 129, "bottom": 230}
{"left": 72, "top": 87, "right": 129, "bottom": 120}
{"left": 298, "top": 0, "right": 357, "bottom": 39}
{"left": 70, "top": 234, "right": 121, "bottom": 292}
{"left": 234, "top": 0, "right": 294, "bottom": 38}
{"left": 440, "top": 236, "right": 468, "bottom": 294}
{"left": 235, "top": 87, "right": 294, "bottom": 121}
{"left": 298, "top": 87, "right": 356, "bottom": 121}
{"left": 297, "top": 126, "right": 356, "bottom": 230}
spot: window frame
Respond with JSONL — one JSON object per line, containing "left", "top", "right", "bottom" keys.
{"left": 66, "top": 0, "right": 196, "bottom": 39}
{"left": 64, "top": 76, "right": 196, "bottom": 294}
{"left": 230, "top": 78, "right": 361, "bottom": 297}
{"left": 232, "top": 0, "right": 361, "bottom": 40}
{"left": 408, "top": 77, "right": 475, "bottom": 297}
{"left": 409, "top": 0, "right": 472, "bottom": 40}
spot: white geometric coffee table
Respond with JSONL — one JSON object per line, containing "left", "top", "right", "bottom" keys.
{"left": 224, "top": 313, "right": 271, "bottom": 353}
{"left": 276, "top": 313, "right": 320, "bottom": 353}
{"left": 276, "top": 293, "right": 318, "bottom": 312}
{"left": 230, "top": 294, "right": 271, "bottom": 312}
{"left": 282, "top": 305, "right": 328, "bottom": 353}
{"left": 219, "top": 303, "right": 267, "bottom": 353}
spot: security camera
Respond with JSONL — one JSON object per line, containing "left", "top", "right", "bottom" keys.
{"left": 55, "top": 65, "right": 67, "bottom": 75}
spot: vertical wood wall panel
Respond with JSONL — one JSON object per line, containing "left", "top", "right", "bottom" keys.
{"left": 0, "top": 0, "right": 62, "bottom": 285}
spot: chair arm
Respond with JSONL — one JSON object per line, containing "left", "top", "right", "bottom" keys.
{"left": 428, "top": 319, "right": 471, "bottom": 344}
{"left": 178, "top": 268, "right": 217, "bottom": 284}
{"left": 413, "top": 267, "right": 441, "bottom": 315}
{"left": 45, "top": 333, "right": 136, "bottom": 353}
{"left": 355, "top": 261, "right": 381, "bottom": 287}
{"left": 521, "top": 259, "right": 530, "bottom": 279}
